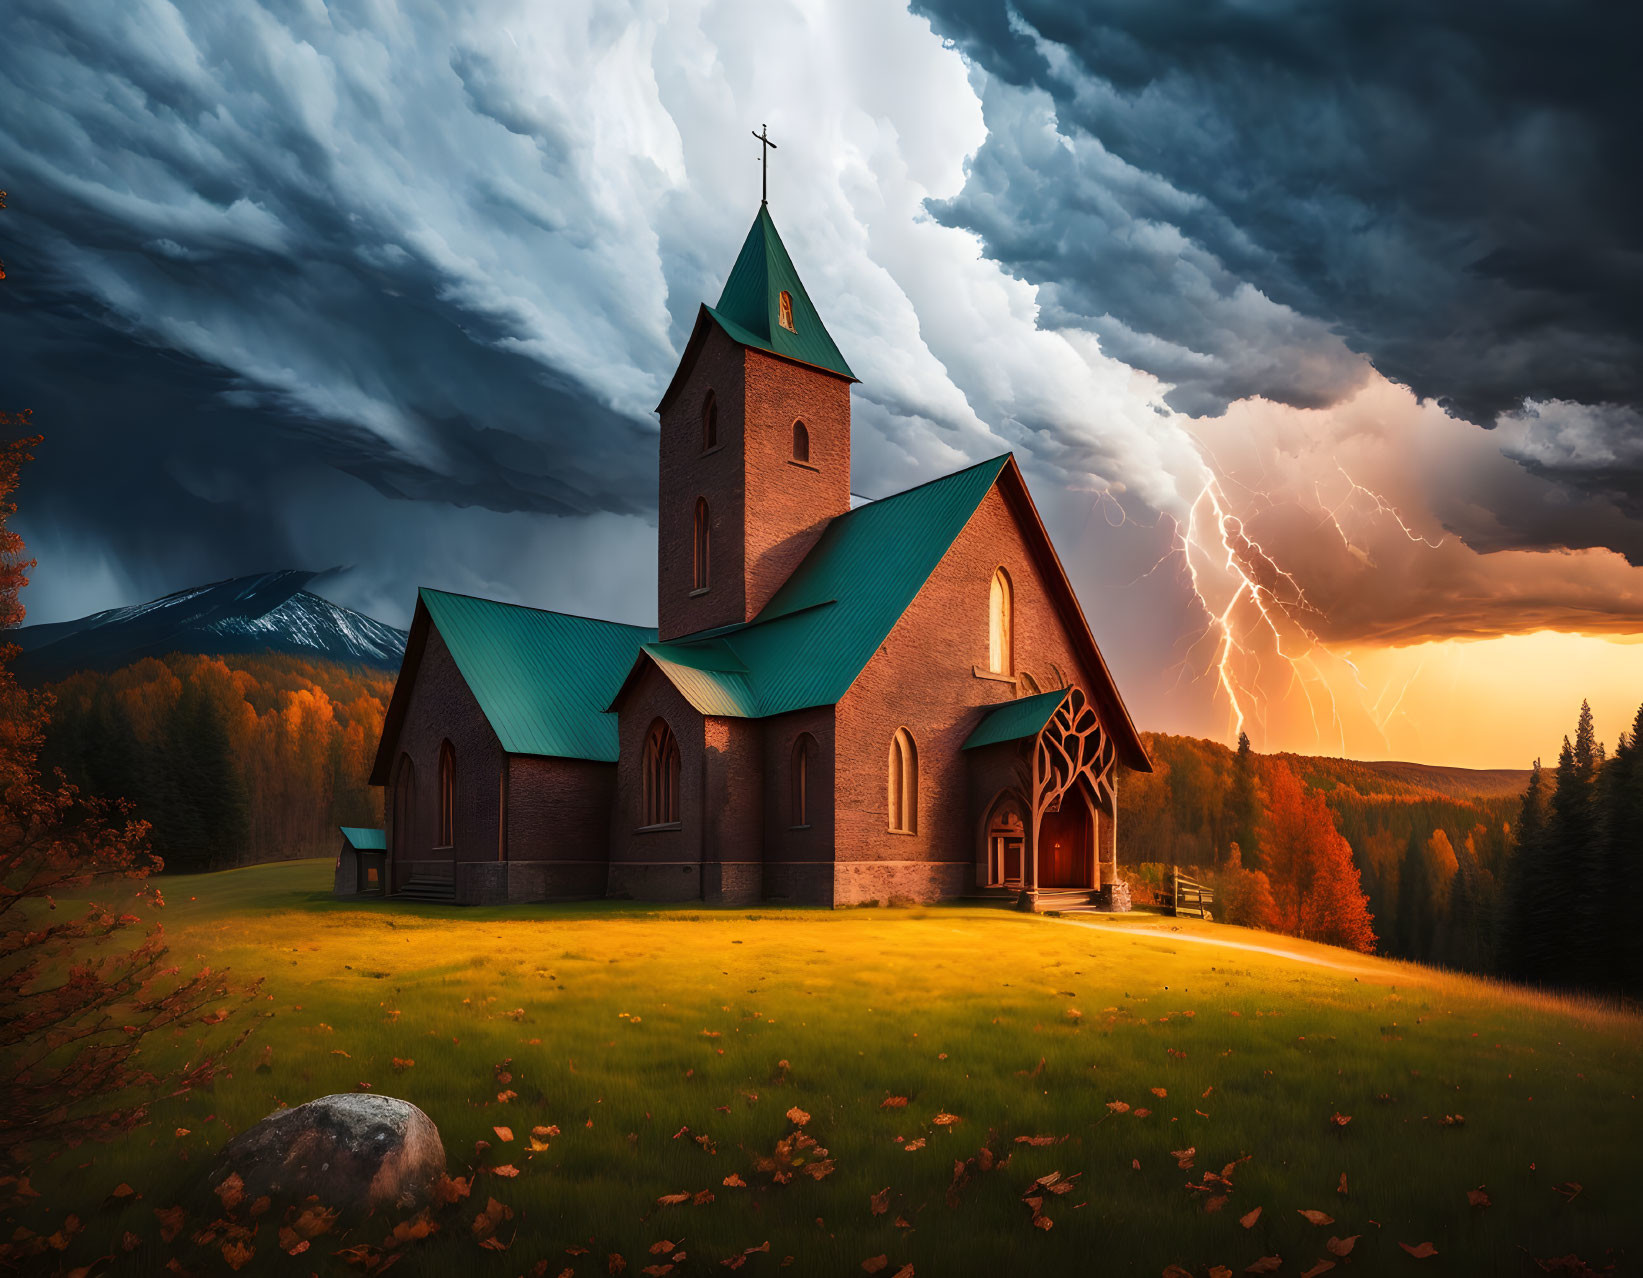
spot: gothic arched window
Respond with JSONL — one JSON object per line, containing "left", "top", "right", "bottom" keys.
{"left": 791, "top": 733, "right": 815, "bottom": 827}
{"left": 888, "top": 728, "right": 918, "bottom": 834}
{"left": 693, "top": 497, "right": 710, "bottom": 591}
{"left": 778, "top": 290, "right": 796, "bottom": 332}
{"left": 393, "top": 754, "right": 417, "bottom": 859}
{"left": 988, "top": 567, "right": 1013, "bottom": 675}
{"left": 437, "top": 740, "right": 455, "bottom": 847}
{"left": 642, "top": 720, "right": 681, "bottom": 827}
{"left": 702, "top": 390, "right": 718, "bottom": 451}
{"left": 792, "top": 419, "right": 810, "bottom": 463}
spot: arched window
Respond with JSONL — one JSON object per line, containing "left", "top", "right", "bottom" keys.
{"left": 693, "top": 497, "right": 710, "bottom": 591}
{"left": 392, "top": 754, "right": 417, "bottom": 859}
{"left": 778, "top": 290, "right": 796, "bottom": 332}
{"left": 792, "top": 420, "right": 810, "bottom": 463}
{"left": 791, "top": 733, "right": 815, "bottom": 827}
{"left": 988, "top": 567, "right": 1013, "bottom": 675}
{"left": 1017, "top": 670, "right": 1042, "bottom": 697}
{"left": 642, "top": 720, "right": 681, "bottom": 826}
{"left": 702, "top": 390, "right": 718, "bottom": 451}
{"left": 437, "top": 740, "right": 455, "bottom": 847}
{"left": 888, "top": 728, "right": 918, "bottom": 834}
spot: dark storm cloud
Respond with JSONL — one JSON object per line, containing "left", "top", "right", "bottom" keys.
{"left": 915, "top": 0, "right": 1643, "bottom": 448}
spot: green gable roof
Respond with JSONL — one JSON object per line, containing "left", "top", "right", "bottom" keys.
{"left": 615, "top": 455, "right": 1009, "bottom": 718}
{"left": 420, "top": 589, "right": 655, "bottom": 762}
{"left": 962, "top": 688, "right": 1069, "bottom": 750}
{"left": 705, "top": 205, "right": 855, "bottom": 381}
{"left": 339, "top": 825, "right": 387, "bottom": 850}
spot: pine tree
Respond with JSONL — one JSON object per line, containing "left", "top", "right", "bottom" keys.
{"left": 156, "top": 678, "right": 250, "bottom": 871}
{"left": 1396, "top": 829, "right": 1434, "bottom": 960}
{"left": 1227, "top": 731, "right": 1261, "bottom": 871}
{"left": 1502, "top": 758, "right": 1549, "bottom": 978}
{"left": 1599, "top": 703, "right": 1643, "bottom": 992}
{"left": 1548, "top": 704, "right": 1603, "bottom": 984}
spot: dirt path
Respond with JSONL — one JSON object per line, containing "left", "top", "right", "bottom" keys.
{"left": 1051, "top": 916, "right": 1394, "bottom": 979}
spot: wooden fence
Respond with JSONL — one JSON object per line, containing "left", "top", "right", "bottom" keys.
{"left": 1171, "top": 866, "right": 1215, "bottom": 920}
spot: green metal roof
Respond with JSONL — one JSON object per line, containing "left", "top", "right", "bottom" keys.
{"left": 705, "top": 205, "right": 855, "bottom": 381}
{"left": 618, "top": 455, "right": 1009, "bottom": 717}
{"left": 421, "top": 589, "right": 655, "bottom": 762}
{"left": 339, "top": 825, "right": 387, "bottom": 850}
{"left": 962, "top": 688, "right": 1069, "bottom": 750}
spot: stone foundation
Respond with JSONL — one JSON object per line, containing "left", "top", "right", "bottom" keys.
{"left": 606, "top": 862, "right": 703, "bottom": 902}
{"left": 761, "top": 862, "right": 835, "bottom": 906}
{"left": 703, "top": 862, "right": 762, "bottom": 905}
{"left": 451, "top": 861, "right": 607, "bottom": 905}
{"left": 1092, "top": 880, "right": 1133, "bottom": 913}
{"left": 832, "top": 860, "right": 969, "bottom": 906}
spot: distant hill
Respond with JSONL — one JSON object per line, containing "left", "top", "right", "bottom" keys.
{"left": 11, "top": 570, "right": 407, "bottom": 683}
{"left": 1278, "top": 753, "right": 1533, "bottom": 801}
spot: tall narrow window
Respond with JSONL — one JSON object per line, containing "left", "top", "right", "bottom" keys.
{"left": 888, "top": 728, "right": 918, "bottom": 834}
{"left": 642, "top": 720, "right": 681, "bottom": 826}
{"left": 777, "top": 290, "right": 796, "bottom": 332}
{"left": 702, "top": 390, "right": 718, "bottom": 450}
{"left": 393, "top": 754, "right": 417, "bottom": 860}
{"left": 693, "top": 497, "right": 710, "bottom": 591}
{"left": 988, "top": 567, "right": 1013, "bottom": 674}
{"left": 792, "top": 419, "right": 810, "bottom": 463}
{"left": 791, "top": 734, "right": 814, "bottom": 827}
{"left": 437, "top": 740, "right": 455, "bottom": 847}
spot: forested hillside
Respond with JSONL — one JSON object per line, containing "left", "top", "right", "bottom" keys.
{"left": 1128, "top": 708, "right": 1643, "bottom": 995}
{"left": 42, "top": 653, "right": 390, "bottom": 870}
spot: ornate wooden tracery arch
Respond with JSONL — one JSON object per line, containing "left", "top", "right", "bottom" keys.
{"left": 1028, "top": 687, "right": 1116, "bottom": 884}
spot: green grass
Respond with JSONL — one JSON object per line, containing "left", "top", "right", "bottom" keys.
{"left": 12, "top": 859, "right": 1641, "bottom": 1276}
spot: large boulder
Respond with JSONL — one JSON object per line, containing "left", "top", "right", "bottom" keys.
{"left": 206, "top": 1094, "right": 445, "bottom": 1215}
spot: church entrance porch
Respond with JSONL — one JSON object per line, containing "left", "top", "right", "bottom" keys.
{"left": 1024, "top": 686, "right": 1117, "bottom": 909}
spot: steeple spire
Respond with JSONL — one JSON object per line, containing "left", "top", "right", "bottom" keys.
{"left": 751, "top": 124, "right": 777, "bottom": 205}
{"left": 706, "top": 205, "right": 855, "bottom": 381}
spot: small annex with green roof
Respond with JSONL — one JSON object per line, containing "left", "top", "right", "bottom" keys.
{"left": 370, "top": 191, "right": 1150, "bottom": 911}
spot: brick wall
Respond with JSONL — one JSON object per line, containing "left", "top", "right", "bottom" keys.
{"left": 702, "top": 715, "right": 764, "bottom": 904}
{"left": 741, "top": 350, "right": 851, "bottom": 619}
{"left": 833, "top": 482, "right": 1117, "bottom": 904}
{"left": 658, "top": 326, "right": 749, "bottom": 640}
{"left": 657, "top": 327, "right": 852, "bottom": 640}
{"left": 506, "top": 755, "right": 615, "bottom": 899}
{"left": 381, "top": 623, "right": 505, "bottom": 892}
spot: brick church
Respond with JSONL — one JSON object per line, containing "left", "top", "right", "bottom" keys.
{"left": 369, "top": 199, "right": 1151, "bottom": 908}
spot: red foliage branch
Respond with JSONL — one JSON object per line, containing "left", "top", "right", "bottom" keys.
{"left": 0, "top": 414, "right": 260, "bottom": 1163}
{"left": 1258, "top": 761, "right": 1377, "bottom": 953}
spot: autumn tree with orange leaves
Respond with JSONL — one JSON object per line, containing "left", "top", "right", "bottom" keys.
{"left": 0, "top": 236, "right": 255, "bottom": 1162}
{"left": 1258, "top": 762, "right": 1377, "bottom": 953}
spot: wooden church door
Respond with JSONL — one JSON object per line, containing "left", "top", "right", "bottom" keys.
{"left": 1038, "top": 796, "right": 1092, "bottom": 888}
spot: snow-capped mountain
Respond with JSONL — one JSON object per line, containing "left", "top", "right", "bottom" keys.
{"left": 11, "top": 571, "right": 407, "bottom": 681}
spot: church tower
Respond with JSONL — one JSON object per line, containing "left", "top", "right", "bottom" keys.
{"left": 654, "top": 204, "right": 856, "bottom": 642}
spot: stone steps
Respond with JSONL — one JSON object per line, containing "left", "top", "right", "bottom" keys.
{"left": 397, "top": 876, "right": 456, "bottom": 903}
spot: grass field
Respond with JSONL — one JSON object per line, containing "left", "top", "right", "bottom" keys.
{"left": 12, "top": 859, "right": 1641, "bottom": 1277}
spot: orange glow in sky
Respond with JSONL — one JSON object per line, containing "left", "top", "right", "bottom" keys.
{"left": 1310, "top": 632, "right": 1641, "bottom": 770}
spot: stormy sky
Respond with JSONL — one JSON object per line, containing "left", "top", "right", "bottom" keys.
{"left": 2, "top": 0, "right": 1639, "bottom": 765}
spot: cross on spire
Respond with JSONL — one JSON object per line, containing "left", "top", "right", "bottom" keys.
{"left": 751, "top": 124, "right": 777, "bottom": 205}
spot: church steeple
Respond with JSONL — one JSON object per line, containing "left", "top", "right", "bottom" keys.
{"left": 654, "top": 202, "right": 856, "bottom": 643}
{"left": 704, "top": 206, "right": 856, "bottom": 383}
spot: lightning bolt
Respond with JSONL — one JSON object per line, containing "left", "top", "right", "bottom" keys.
{"left": 1164, "top": 461, "right": 1444, "bottom": 755}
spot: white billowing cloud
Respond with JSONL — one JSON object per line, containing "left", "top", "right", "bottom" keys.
{"left": 0, "top": 0, "right": 1210, "bottom": 520}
